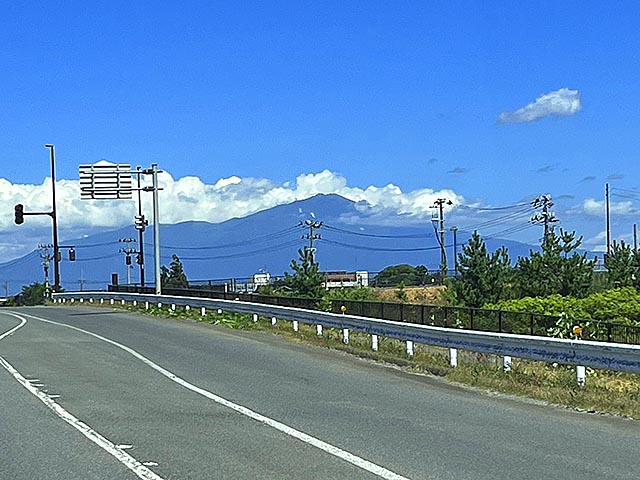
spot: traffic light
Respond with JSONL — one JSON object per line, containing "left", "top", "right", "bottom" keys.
{"left": 136, "top": 253, "right": 143, "bottom": 265}
{"left": 69, "top": 248, "right": 76, "bottom": 261}
{"left": 14, "top": 204, "right": 24, "bottom": 224}
{"left": 125, "top": 255, "right": 132, "bottom": 266}
{"left": 134, "top": 215, "right": 148, "bottom": 231}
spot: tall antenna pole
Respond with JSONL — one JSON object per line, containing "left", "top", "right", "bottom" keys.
{"left": 605, "top": 183, "right": 611, "bottom": 257}
{"left": 151, "top": 163, "right": 161, "bottom": 295}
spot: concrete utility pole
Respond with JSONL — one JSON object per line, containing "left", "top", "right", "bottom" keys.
{"left": 301, "top": 219, "right": 322, "bottom": 263}
{"left": 433, "top": 198, "right": 452, "bottom": 277}
{"left": 38, "top": 244, "right": 54, "bottom": 294}
{"left": 531, "top": 195, "right": 558, "bottom": 245}
{"left": 450, "top": 225, "right": 458, "bottom": 276}
{"left": 119, "top": 238, "right": 137, "bottom": 285}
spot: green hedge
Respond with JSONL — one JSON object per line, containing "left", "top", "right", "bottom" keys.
{"left": 486, "top": 287, "right": 640, "bottom": 326}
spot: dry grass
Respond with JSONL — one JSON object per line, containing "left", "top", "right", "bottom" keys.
{"left": 371, "top": 286, "right": 447, "bottom": 304}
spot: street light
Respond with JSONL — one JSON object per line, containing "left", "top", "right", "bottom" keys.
{"left": 45, "top": 144, "right": 61, "bottom": 292}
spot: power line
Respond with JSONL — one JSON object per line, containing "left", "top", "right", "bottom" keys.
{"left": 323, "top": 239, "right": 443, "bottom": 252}
{"left": 323, "top": 224, "right": 433, "bottom": 239}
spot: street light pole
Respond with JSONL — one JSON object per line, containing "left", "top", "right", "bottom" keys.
{"left": 45, "top": 144, "right": 61, "bottom": 292}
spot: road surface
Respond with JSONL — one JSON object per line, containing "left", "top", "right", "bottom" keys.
{"left": 1, "top": 306, "right": 638, "bottom": 479}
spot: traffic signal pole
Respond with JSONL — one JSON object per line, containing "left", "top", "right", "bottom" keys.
{"left": 45, "top": 144, "right": 61, "bottom": 292}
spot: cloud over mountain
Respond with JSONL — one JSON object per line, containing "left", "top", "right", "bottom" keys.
{"left": 0, "top": 169, "right": 464, "bottom": 260}
{"left": 498, "top": 88, "right": 581, "bottom": 124}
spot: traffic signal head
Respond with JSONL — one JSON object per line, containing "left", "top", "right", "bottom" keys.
{"left": 14, "top": 204, "right": 24, "bottom": 224}
{"left": 69, "top": 248, "right": 76, "bottom": 261}
{"left": 125, "top": 255, "right": 132, "bottom": 266}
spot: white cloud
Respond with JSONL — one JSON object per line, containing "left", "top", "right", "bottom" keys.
{"left": 498, "top": 88, "right": 581, "bottom": 124}
{"left": 580, "top": 198, "right": 636, "bottom": 217}
{"left": 0, "top": 168, "right": 465, "bottom": 259}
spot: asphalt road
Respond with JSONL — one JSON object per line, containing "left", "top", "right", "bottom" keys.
{"left": 1, "top": 306, "right": 638, "bottom": 480}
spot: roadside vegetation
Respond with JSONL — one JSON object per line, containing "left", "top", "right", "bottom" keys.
{"left": 30, "top": 230, "right": 640, "bottom": 418}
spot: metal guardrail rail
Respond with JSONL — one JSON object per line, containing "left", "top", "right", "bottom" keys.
{"left": 54, "top": 292, "right": 640, "bottom": 374}
{"left": 110, "top": 285, "right": 640, "bottom": 345}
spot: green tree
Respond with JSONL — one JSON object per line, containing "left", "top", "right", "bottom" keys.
{"left": 161, "top": 254, "right": 189, "bottom": 289}
{"left": 605, "top": 240, "right": 635, "bottom": 288}
{"left": 373, "top": 264, "right": 429, "bottom": 287}
{"left": 452, "top": 231, "right": 512, "bottom": 307}
{"left": 283, "top": 247, "right": 324, "bottom": 297}
{"left": 516, "top": 229, "right": 594, "bottom": 298}
{"left": 15, "top": 282, "right": 48, "bottom": 305}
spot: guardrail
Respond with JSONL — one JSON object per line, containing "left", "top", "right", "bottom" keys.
{"left": 52, "top": 292, "right": 640, "bottom": 381}
{"left": 110, "top": 285, "right": 640, "bottom": 345}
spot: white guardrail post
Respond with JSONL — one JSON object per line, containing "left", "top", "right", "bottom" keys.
{"left": 52, "top": 292, "right": 640, "bottom": 375}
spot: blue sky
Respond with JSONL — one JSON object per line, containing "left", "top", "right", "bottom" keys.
{"left": 1, "top": 1, "right": 640, "bottom": 259}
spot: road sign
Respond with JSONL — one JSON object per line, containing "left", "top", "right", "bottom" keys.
{"left": 79, "top": 164, "right": 133, "bottom": 199}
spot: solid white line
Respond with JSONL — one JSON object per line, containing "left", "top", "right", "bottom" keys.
{"left": 0, "top": 312, "right": 165, "bottom": 480}
{"left": 0, "top": 314, "right": 27, "bottom": 340}
{"left": 18, "top": 311, "right": 411, "bottom": 480}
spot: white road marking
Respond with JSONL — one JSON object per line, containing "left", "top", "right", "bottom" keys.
{"left": 17, "top": 310, "right": 411, "bottom": 480}
{"left": 117, "top": 444, "right": 134, "bottom": 450}
{"left": 0, "top": 312, "right": 165, "bottom": 480}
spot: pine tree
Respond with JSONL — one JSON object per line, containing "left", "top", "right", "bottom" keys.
{"left": 516, "top": 229, "right": 594, "bottom": 298}
{"left": 605, "top": 240, "right": 634, "bottom": 288}
{"left": 453, "top": 231, "right": 512, "bottom": 307}
{"left": 284, "top": 247, "right": 324, "bottom": 297}
{"left": 161, "top": 254, "right": 189, "bottom": 289}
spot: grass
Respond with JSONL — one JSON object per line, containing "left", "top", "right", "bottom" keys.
{"left": 106, "top": 301, "right": 640, "bottom": 419}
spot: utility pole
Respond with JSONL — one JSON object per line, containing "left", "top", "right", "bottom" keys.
{"left": 119, "top": 238, "right": 137, "bottom": 285}
{"left": 38, "top": 244, "right": 54, "bottom": 294}
{"left": 634, "top": 224, "right": 638, "bottom": 255}
{"left": 301, "top": 219, "right": 322, "bottom": 263}
{"left": 433, "top": 198, "right": 452, "bottom": 277}
{"left": 450, "top": 225, "right": 458, "bottom": 276}
{"left": 605, "top": 183, "right": 611, "bottom": 257}
{"left": 531, "top": 195, "right": 558, "bottom": 245}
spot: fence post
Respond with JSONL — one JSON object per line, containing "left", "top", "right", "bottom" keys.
{"left": 576, "top": 365, "right": 586, "bottom": 387}
{"left": 607, "top": 324, "right": 613, "bottom": 342}
{"left": 406, "top": 340, "right": 414, "bottom": 357}
{"left": 498, "top": 310, "right": 503, "bottom": 333}
{"left": 400, "top": 303, "right": 404, "bottom": 322}
{"left": 503, "top": 356, "right": 512, "bottom": 373}
{"left": 530, "top": 314, "right": 535, "bottom": 335}
{"left": 449, "top": 348, "right": 458, "bottom": 367}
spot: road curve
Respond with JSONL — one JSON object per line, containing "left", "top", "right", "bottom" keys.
{"left": 1, "top": 306, "right": 638, "bottom": 480}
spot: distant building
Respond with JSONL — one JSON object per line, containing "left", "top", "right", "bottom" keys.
{"left": 322, "top": 271, "right": 368, "bottom": 289}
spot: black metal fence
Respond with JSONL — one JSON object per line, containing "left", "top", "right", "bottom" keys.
{"left": 109, "top": 285, "right": 640, "bottom": 345}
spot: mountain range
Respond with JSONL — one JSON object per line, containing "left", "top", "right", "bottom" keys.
{"left": 0, "top": 194, "right": 545, "bottom": 295}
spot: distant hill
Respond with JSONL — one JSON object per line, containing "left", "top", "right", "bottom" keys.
{"left": 0, "top": 194, "right": 543, "bottom": 294}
